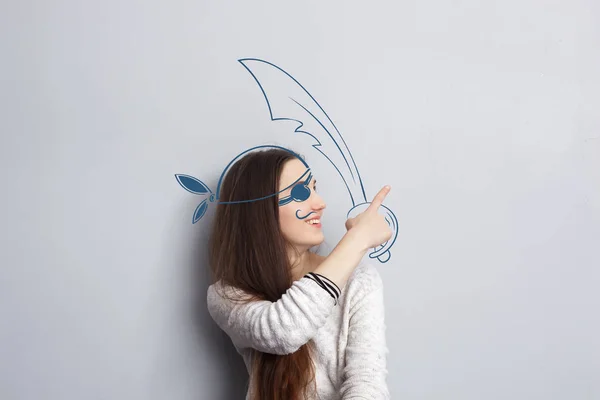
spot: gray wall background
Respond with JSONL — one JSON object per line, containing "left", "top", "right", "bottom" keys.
{"left": 1, "top": 1, "right": 599, "bottom": 399}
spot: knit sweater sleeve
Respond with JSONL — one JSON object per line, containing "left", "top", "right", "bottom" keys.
{"left": 340, "top": 264, "right": 391, "bottom": 399}
{"left": 206, "top": 275, "right": 341, "bottom": 355}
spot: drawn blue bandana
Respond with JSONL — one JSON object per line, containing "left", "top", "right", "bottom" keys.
{"left": 175, "top": 145, "right": 315, "bottom": 223}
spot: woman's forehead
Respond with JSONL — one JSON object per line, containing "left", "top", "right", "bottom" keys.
{"left": 279, "top": 159, "right": 311, "bottom": 189}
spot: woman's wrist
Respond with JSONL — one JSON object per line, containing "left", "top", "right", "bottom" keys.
{"left": 341, "top": 229, "right": 370, "bottom": 254}
{"left": 312, "top": 230, "right": 368, "bottom": 290}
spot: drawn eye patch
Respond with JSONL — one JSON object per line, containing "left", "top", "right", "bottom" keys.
{"left": 278, "top": 172, "right": 313, "bottom": 206}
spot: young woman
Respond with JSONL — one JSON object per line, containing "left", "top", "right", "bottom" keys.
{"left": 206, "top": 147, "right": 393, "bottom": 399}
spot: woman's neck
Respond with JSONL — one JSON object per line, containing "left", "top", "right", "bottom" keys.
{"left": 289, "top": 250, "right": 324, "bottom": 281}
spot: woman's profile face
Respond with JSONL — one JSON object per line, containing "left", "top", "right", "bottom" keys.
{"left": 277, "top": 159, "right": 326, "bottom": 250}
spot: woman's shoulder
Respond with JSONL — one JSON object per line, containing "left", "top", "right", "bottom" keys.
{"left": 207, "top": 279, "right": 256, "bottom": 306}
{"left": 345, "top": 259, "right": 384, "bottom": 296}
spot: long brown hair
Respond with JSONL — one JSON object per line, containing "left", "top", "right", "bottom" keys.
{"left": 208, "top": 148, "right": 317, "bottom": 400}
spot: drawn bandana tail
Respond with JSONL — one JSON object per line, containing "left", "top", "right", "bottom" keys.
{"left": 175, "top": 59, "right": 399, "bottom": 264}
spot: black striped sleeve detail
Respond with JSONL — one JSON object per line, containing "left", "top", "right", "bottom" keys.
{"left": 304, "top": 272, "right": 341, "bottom": 305}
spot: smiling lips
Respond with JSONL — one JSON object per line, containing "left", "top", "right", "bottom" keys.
{"left": 305, "top": 217, "right": 322, "bottom": 228}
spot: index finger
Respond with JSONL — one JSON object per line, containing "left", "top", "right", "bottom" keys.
{"left": 366, "top": 185, "right": 391, "bottom": 213}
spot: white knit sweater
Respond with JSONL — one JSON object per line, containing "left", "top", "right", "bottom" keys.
{"left": 206, "top": 260, "right": 390, "bottom": 399}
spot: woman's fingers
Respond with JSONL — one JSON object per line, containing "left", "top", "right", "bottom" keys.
{"left": 366, "top": 185, "right": 391, "bottom": 214}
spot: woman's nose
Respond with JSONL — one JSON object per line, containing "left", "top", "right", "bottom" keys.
{"left": 312, "top": 194, "right": 326, "bottom": 210}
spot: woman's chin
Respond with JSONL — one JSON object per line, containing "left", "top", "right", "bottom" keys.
{"left": 291, "top": 234, "right": 325, "bottom": 249}
{"left": 309, "top": 234, "right": 325, "bottom": 247}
